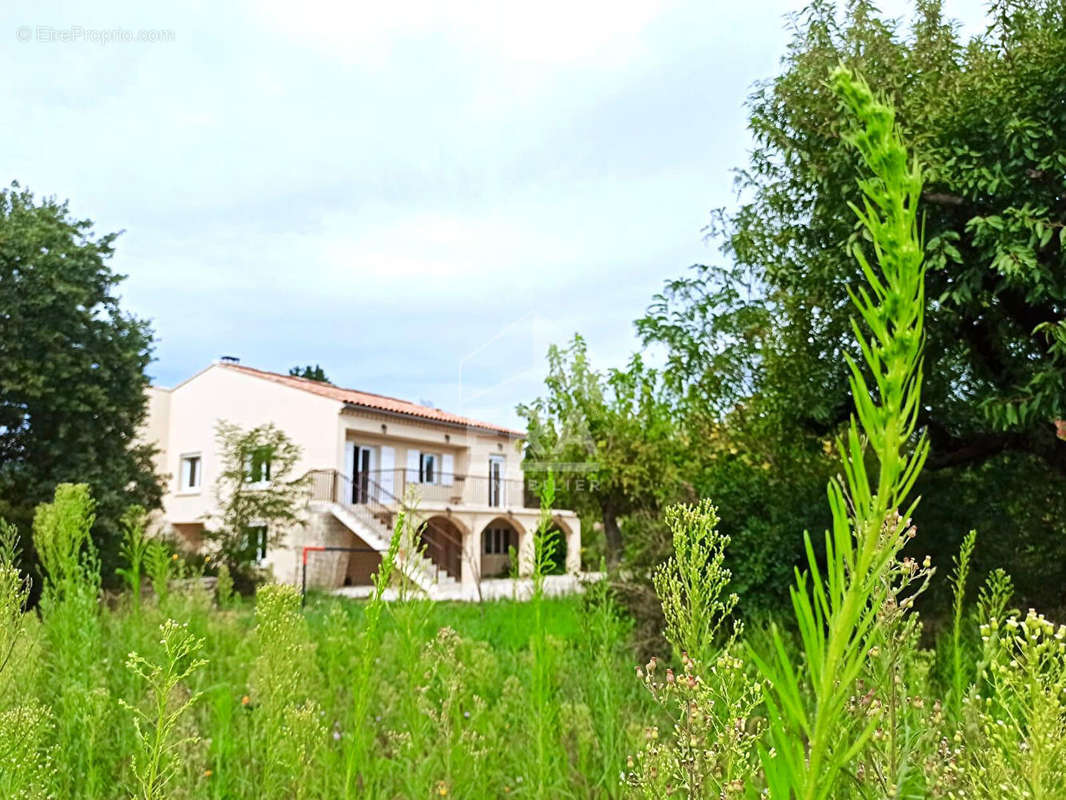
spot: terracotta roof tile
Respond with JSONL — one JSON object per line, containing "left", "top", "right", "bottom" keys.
{"left": 219, "top": 363, "right": 526, "bottom": 437}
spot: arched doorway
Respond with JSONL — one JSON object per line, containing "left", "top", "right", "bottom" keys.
{"left": 420, "top": 515, "right": 465, "bottom": 582}
{"left": 545, "top": 516, "right": 571, "bottom": 575}
{"left": 480, "top": 518, "right": 523, "bottom": 579}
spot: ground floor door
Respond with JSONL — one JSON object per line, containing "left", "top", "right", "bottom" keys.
{"left": 420, "top": 520, "right": 462, "bottom": 581}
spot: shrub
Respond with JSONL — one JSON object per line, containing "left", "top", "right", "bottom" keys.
{"left": 120, "top": 619, "right": 208, "bottom": 800}
{"left": 251, "top": 583, "right": 325, "bottom": 800}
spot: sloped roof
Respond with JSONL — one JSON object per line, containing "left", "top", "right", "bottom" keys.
{"left": 219, "top": 363, "right": 525, "bottom": 437}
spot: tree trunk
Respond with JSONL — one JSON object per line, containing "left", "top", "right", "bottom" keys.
{"left": 602, "top": 505, "right": 623, "bottom": 567}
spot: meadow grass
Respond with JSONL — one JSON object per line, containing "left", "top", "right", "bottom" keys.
{"left": 14, "top": 585, "right": 650, "bottom": 799}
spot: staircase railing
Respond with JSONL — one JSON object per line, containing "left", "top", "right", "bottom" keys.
{"left": 308, "top": 468, "right": 466, "bottom": 584}
{"left": 308, "top": 469, "right": 397, "bottom": 543}
{"left": 350, "top": 468, "right": 535, "bottom": 509}
{"left": 363, "top": 472, "right": 466, "bottom": 583}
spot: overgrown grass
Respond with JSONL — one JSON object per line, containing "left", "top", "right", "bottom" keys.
{"left": 9, "top": 581, "right": 651, "bottom": 799}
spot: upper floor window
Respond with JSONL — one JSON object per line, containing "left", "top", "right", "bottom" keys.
{"left": 179, "top": 453, "right": 201, "bottom": 492}
{"left": 244, "top": 447, "right": 272, "bottom": 485}
{"left": 419, "top": 452, "right": 437, "bottom": 484}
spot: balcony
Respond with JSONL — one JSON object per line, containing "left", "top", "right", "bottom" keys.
{"left": 309, "top": 468, "right": 536, "bottom": 510}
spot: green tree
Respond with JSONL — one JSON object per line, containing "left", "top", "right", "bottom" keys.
{"left": 204, "top": 421, "right": 308, "bottom": 588}
{"left": 519, "top": 335, "right": 682, "bottom": 566}
{"left": 638, "top": 0, "right": 1066, "bottom": 611}
{"left": 0, "top": 183, "right": 161, "bottom": 583}
{"left": 288, "top": 364, "right": 330, "bottom": 383}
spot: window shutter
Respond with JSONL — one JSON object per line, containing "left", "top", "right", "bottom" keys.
{"left": 441, "top": 454, "right": 454, "bottom": 486}
{"left": 406, "top": 450, "right": 420, "bottom": 484}
{"left": 379, "top": 446, "right": 395, "bottom": 496}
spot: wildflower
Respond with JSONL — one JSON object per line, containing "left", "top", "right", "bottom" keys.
{"left": 204, "top": 769, "right": 213, "bottom": 778}
{"left": 333, "top": 729, "right": 342, "bottom": 741}
{"left": 171, "top": 553, "right": 178, "bottom": 561}
{"left": 436, "top": 781, "right": 448, "bottom": 796}
{"left": 241, "top": 695, "right": 251, "bottom": 707}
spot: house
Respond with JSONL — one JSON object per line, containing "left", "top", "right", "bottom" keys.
{"left": 143, "top": 358, "right": 581, "bottom": 593}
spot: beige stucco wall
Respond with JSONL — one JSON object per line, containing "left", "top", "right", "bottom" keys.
{"left": 142, "top": 386, "right": 172, "bottom": 477}
{"left": 152, "top": 364, "right": 343, "bottom": 525}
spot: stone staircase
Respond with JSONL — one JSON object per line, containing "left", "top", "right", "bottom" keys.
{"left": 324, "top": 501, "right": 459, "bottom": 592}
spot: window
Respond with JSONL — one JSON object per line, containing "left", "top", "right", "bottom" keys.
{"left": 488, "top": 455, "right": 505, "bottom": 506}
{"left": 179, "top": 453, "right": 201, "bottom": 492}
{"left": 483, "top": 526, "right": 512, "bottom": 555}
{"left": 245, "top": 525, "right": 268, "bottom": 564}
{"left": 419, "top": 452, "right": 437, "bottom": 484}
{"left": 244, "top": 447, "right": 272, "bottom": 485}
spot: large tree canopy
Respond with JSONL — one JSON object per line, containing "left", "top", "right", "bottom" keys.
{"left": 518, "top": 335, "right": 683, "bottom": 566}
{"left": 0, "top": 183, "right": 161, "bottom": 580}
{"left": 638, "top": 0, "right": 1066, "bottom": 610}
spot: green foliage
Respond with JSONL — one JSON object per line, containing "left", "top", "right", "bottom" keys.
{"left": 117, "top": 506, "right": 150, "bottom": 611}
{"left": 205, "top": 421, "right": 308, "bottom": 586}
{"left": 653, "top": 501, "right": 736, "bottom": 669}
{"left": 0, "top": 519, "right": 52, "bottom": 800}
{"left": 33, "top": 483, "right": 98, "bottom": 599}
{"left": 952, "top": 610, "right": 1066, "bottom": 798}
{"left": 0, "top": 520, "right": 29, "bottom": 677}
{"left": 215, "top": 562, "right": 234, "bottom": 607}
{"left": 752, "top": 66, "right": 932, "bottom": 800}
{"left": 530, "top": 472, "right": 562, "bottom": 797}
{"left": 976, "top": 567, "right": 1015, "bottom": 630}
{"left": 636, "top": 0, "right": 1066, "bottom": 615}
{"left": 33, "top": 483, "right": 109, "bottom": 798}
{"left": 145, "top": 538, "right": 174, "bottom": 606}
{"left": 577, "top": 566, "right": 632, "bottom": 793}
{"left": 344, "top": 510, "right": 402, "bottom": 794}
{"left": 252, "top": 583, "right": 325, "bottom": 799}
{"left": 628, "top": 501, "right": 762, "bottom": 798}
{"left": 948, "top": 530, "right": 977, "bottom": 715}
{"left": 0, "top": 183, "right": 161, "bottom": 580}
{"left": 520, "top": 335, "right": 682, "bottom": 564}
{"left": 289, "top": 364, "right": 330, "bottom": 383}
{"left": 120, "top": 619, "right": 208, "bottom": 800}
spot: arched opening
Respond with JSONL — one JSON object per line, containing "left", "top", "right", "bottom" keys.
{"left": 420, "top": 515, "right": 465, "bottom": 582}
{"left": 544, "top": 516, "right": 570, "bottom": 575}
{"left": 480, "top": 518, "right": 523, "bottom": 579}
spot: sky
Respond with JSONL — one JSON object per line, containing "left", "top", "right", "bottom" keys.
{"left": 3, "top": 0, "right": 989, "bottom": 430}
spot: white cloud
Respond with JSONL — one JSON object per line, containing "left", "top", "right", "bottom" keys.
{"left": 254, "top": 0, "right": 671, "bottom": 67}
